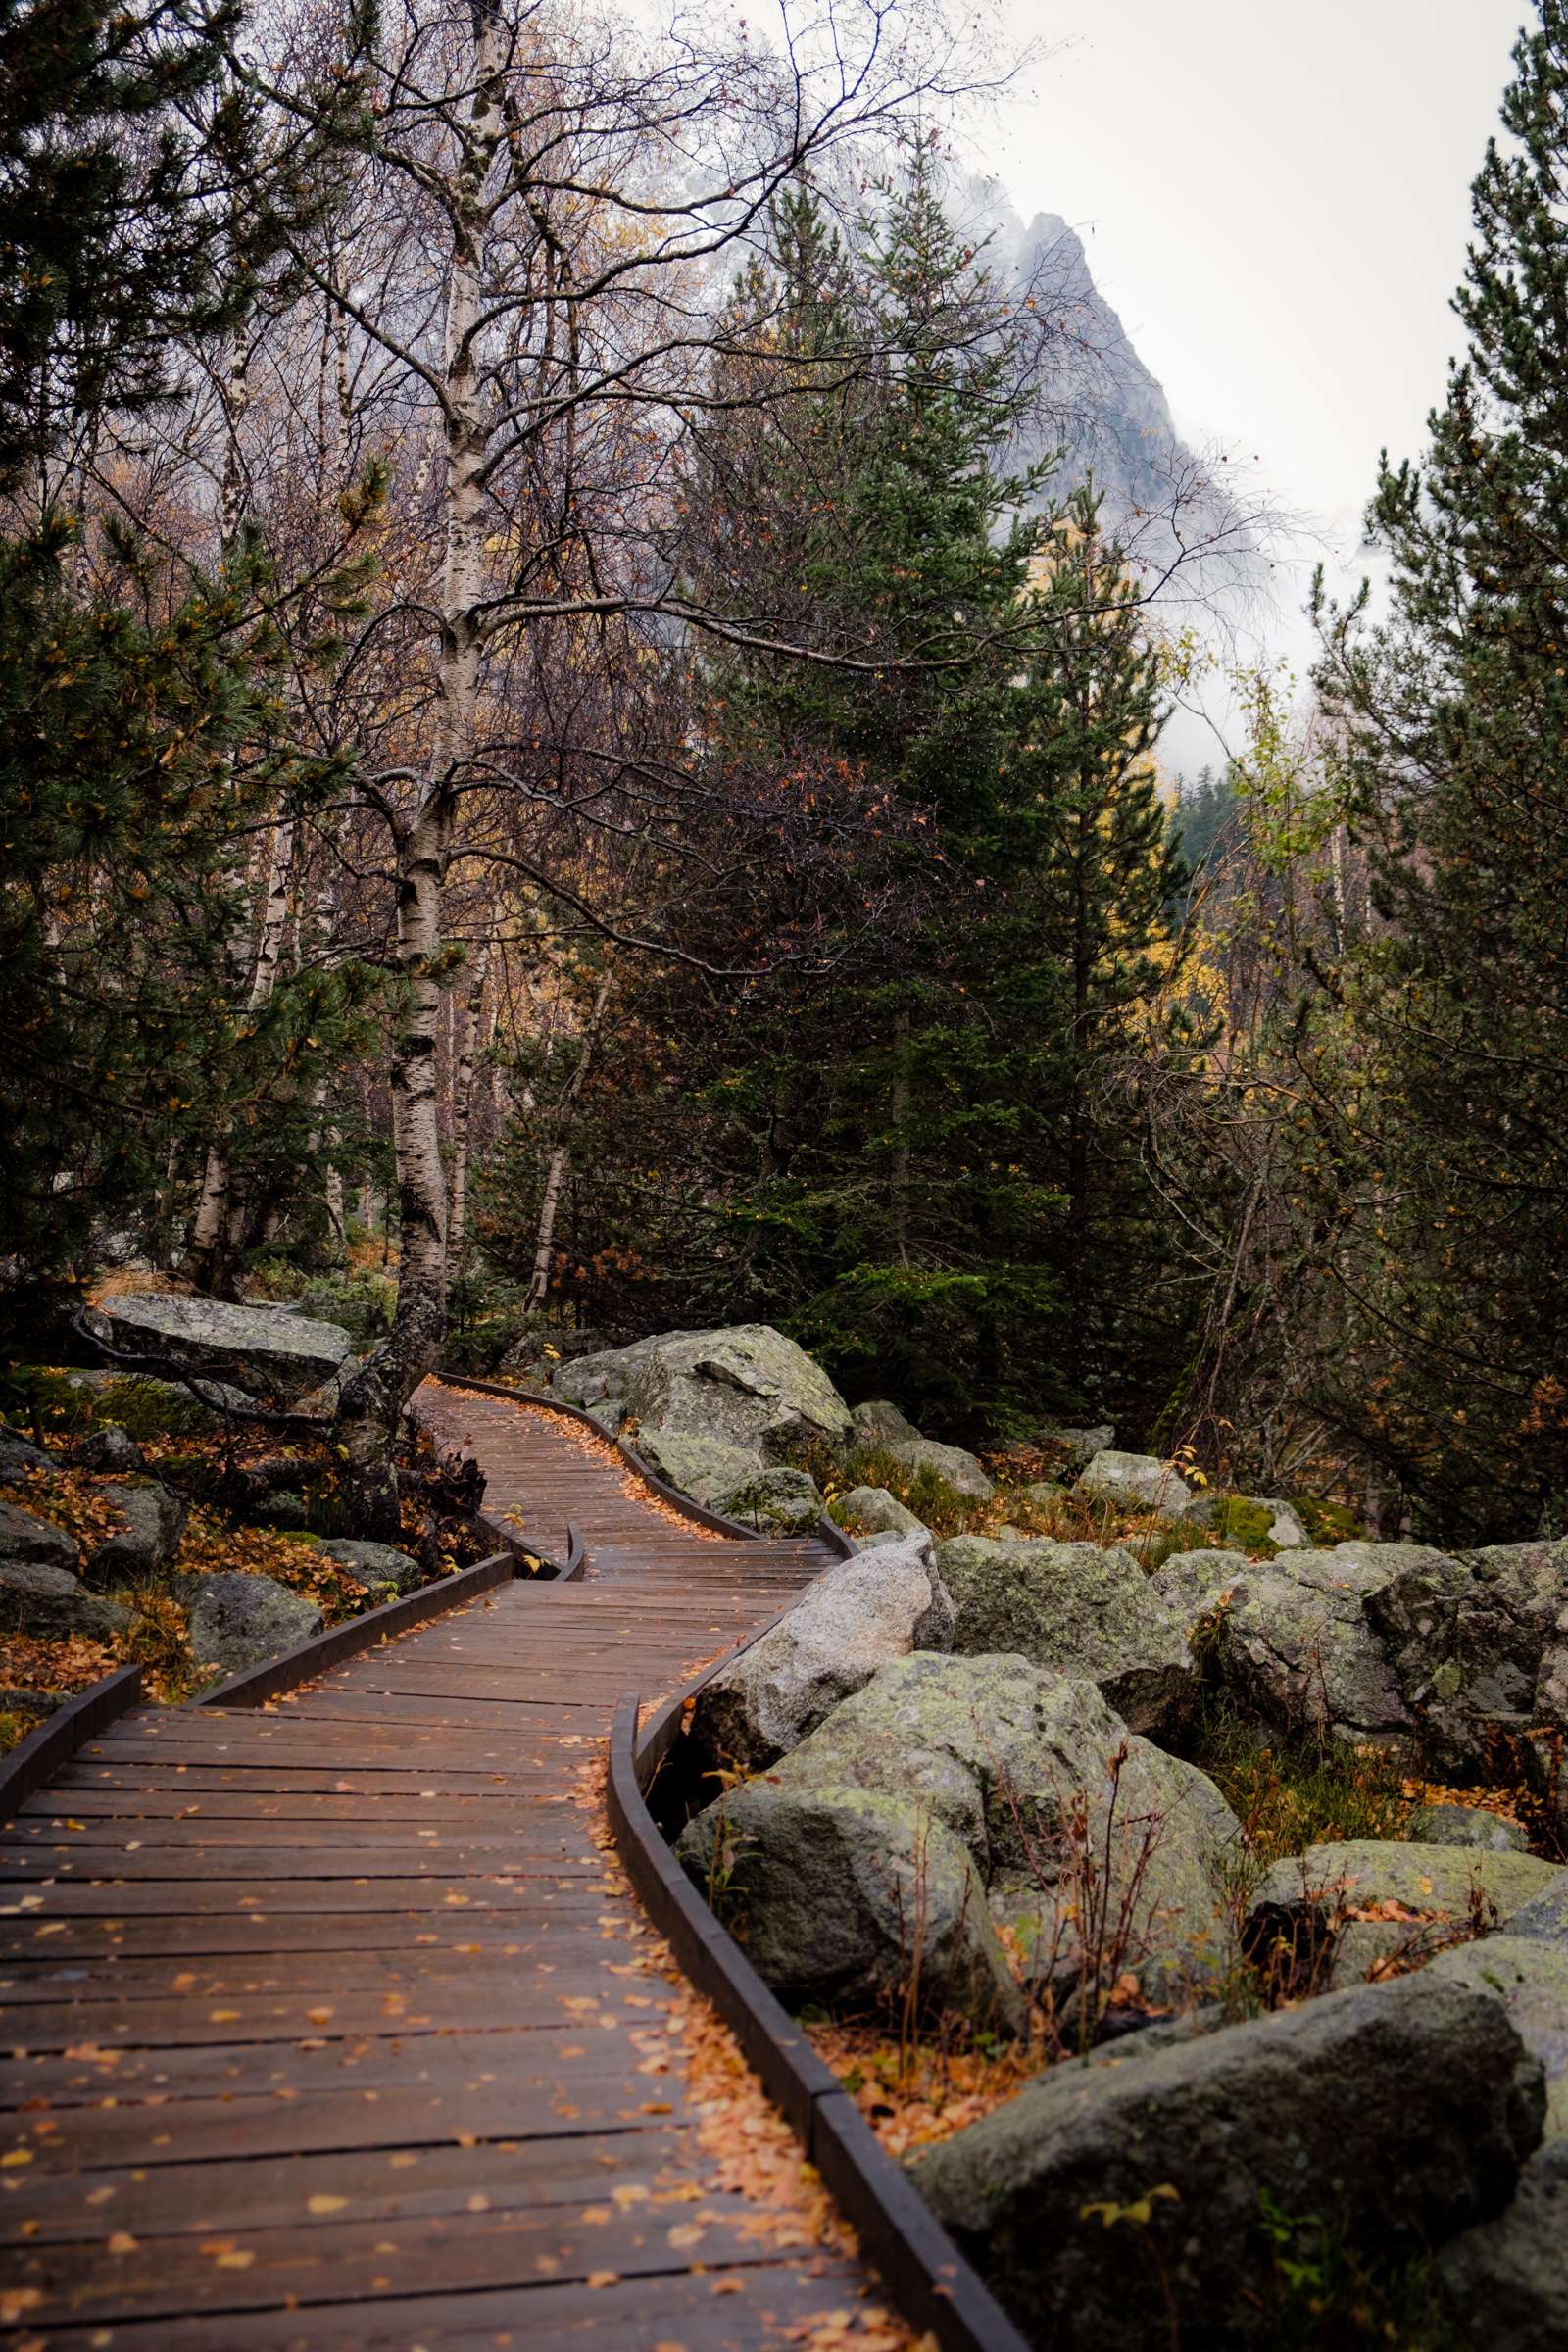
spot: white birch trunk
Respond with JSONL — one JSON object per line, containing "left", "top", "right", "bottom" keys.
{"left": 340, "top": 3, "right": 505, "bottom": 1508}
{"left": 524, "top": 977, "right": 612, "bottom": 1311}
{"left": 447, "top": 945, "right": 491, "bottom": 1269}
{"left": 187, "top": 815, "right": 294, "bottom": 1280}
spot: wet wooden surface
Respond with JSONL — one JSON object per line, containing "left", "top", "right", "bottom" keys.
{"left": 0, "top": 1382, "right": 864, "bottom": 2348}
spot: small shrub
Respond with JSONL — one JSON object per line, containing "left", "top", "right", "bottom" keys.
{"left": 1254, "top": 2188, "right": 1466, "bottom": 2349}
{"left": 1193, "top": 1702, "right": 1408, "bottom": 1871}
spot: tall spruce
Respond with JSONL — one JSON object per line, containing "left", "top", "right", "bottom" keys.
{"left": 1310, "top": 0, "right": 1568, "bottom": 1536}
{"left": 489, "top": 173, "right": 1190, "bottom": 1440}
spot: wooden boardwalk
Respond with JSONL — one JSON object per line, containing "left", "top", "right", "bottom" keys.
{"left": 0, "top": 1384, "right": 873, "bottom": 2348}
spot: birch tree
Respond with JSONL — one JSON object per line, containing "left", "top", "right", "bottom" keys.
{"left": 239, "top": 0, "right": 1005, "bottom": 1518}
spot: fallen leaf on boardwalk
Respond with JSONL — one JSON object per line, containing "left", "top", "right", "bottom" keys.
{"left": 585, "top": 2270, "right": 619, "bottom": 2289}
{"left": 308, "top": 2195, "right": 348, "bottom": 2215}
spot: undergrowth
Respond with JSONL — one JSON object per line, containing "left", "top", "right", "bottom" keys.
{"left": 792, "top": 1432, "right": 1250, "bottom": 1562}
{"left": 1194, "top": 1702, "right": 1410, "bottom": 1872}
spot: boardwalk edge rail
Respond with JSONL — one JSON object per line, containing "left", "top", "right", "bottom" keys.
{"left": 434, "top": 1371, "right": 857, "bottom": 1559}
{"left": 0, "top": 1664, "right": 143, "bottom": 1819}
{"left": 606, "top": 1691, "right": 1032, "bottom": 2352}
{"left": 193, "top": 1547, "right": 520, "bottom": 1709}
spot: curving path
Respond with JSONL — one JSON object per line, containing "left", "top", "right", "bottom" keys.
{"left": 0, "top": 1383, "right": 881, "bottom": 2349}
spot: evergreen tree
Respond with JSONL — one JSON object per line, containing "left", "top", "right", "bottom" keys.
{"left": 0, "top": 0, "right": 350, "bottom": 495}
{"left": 1309, "top": 0, "right": 1568, "bottom": 1536}
{"left": 0, "top": 523, "right": 377, "bottom": 1348}
{"left": 490, "top": 177, "right": 1190, "bottom": 1441}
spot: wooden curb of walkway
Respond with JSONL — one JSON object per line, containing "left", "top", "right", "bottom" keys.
{"left": 192, "top": 1548, "right": 517, "bottom": 1709}
{"left": 606, "top": 1690, "right": 1033, "bottom": 2352}
{"left": 0, "top": 1663, "right": 143, "bottom": 1822}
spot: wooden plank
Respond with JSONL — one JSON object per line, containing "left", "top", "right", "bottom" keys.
{"left": 3, "top": 2066, "right": 698, "bottom": 2169}
{"left": 4, "top": 2195, "right": 828, "bottom": 2326}
{"left": 0, "top": 2016, "right": 681, "bottom": 2109}
{"left": 0, "top": 1665, "right": 143, "bottom": 1827}
{"left": 16, "top": 2255, "right": 874, "bottom": 2350}
{"left": 0, "top": 1964, "right": 677, "bottom": 2048}
{"left": 0, "top": 2121, "right": 701, "bottom": 2242}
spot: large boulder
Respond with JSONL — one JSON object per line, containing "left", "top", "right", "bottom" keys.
{"left": 715, "top": 1466, "right": 825, "bottom": 1535}
{"left": 0, "top": 1429, "right": 56, "bottom": 1484}
{"left": 1201, "top": 1545, "right": 1419, "bottom": 1742}
{"left": 185, "top": 1571, "right": 323, "bottom": 1676}
{"left": 835, "top": 1486, "right": 926, "bottom": 1549}
{"left": 1246, "top": 1838, "right": 1563, "bottom": 1990}
{"left": 85, "top": 1480, "right": 187, "bottom": 1583}
{"left": 1148, "top": 1549, "right": 1244, "bottom": 1644}
{"left": 1407, "top": 1800, "right": 1530, "bottom": 1852}
{"left": 1509, "top": 1876, "right": 1568, "bottom": 1948}
{"left": 554, "top": 1325, "right": 853, "bottom": 1462}
{"left": 0, "top": 1496, "right": 79, "bottom": 1574}
{"left": 1033, "top": 1423, "right": 1114, "bottom": 1475}
{"left": 910, "top": 1975, "right": 1544, "bottom": 2351}
{"left": 675, "top": 1782, "right": 1024, "bottom": 2035}
{"left": 1184, "top": 1492, "right": 1309, "bottom": 1549}
{"left": 685, "top": 1532, "right": 954, "bottom": 1777}
{"left": 1074, "top": 1449, "right": 1193, "bottom": 1518}
{"left": 318, "top": 1540, "right": 425, "bottom": 1596}
{"left": 751, "top": 1652, "right": 1239, "bottom": 2005}
{"left": 1427, "top": 1937, "right": 1568, "bottom": 2140}
{"left": 1441, "top": 2140, "right": 1568, "bottom": 2351}
{"left": 851, "top": 1398, "right": 921, "bottom": 1446}
{"left": 1364, "top": 1537, "right": 1568, "bottom": 1773}
{"left": 74, "top": 1426, "right": 145, "bottom": 1475}
{"left": 936, "top": 1536, "right": 1198, "bottom": 1740}
{"left": 0, "top": 1560, "right": 132, "bottom": 1642}
{"left": 633, "top": 1426, "right": 760, "bottom": 1508}
{"left": 881, "top": 1437, "right": 994, "bottom": 1500}
{"left": 87, "top": 1292, "right": 353, "bottom": 1405}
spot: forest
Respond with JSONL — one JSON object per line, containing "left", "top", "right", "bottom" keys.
{"left": 2, "top": 0, "right": 1561, "bottom": 1550}
{"left": 2, "top": 0, "right": 1568, "bottom": 2345}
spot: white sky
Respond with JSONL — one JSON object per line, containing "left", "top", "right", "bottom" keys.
{"left": 986, "top": 0, "right": 1528, "bottom": 764}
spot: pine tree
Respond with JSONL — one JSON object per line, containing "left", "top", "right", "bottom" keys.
{"left": 494, "top": 177, "right": 1190, "bottom": 1440}
{"left": 1309, "top": 0, "right": 1568, "bottom": 1536}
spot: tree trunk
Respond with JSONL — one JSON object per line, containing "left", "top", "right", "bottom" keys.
{"left": 447, "top": 944, "right": 491, "bottom": 1270}
{"left": 525, "top": 976, "right": 612, "bottom": 1312}
{"left": 337, "top": 2, "right": 504, "bottom": 1530}
{"left": 187, "top": 814, "right": 295, "bottom": 1292}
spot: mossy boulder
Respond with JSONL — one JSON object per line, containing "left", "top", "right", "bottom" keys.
{"left": 555, "top": 1324, "right": 853, "bottom": 1461}
{"left": 882, "top": 1438, "right": 994, "bottom": 1500}
{"left": 936, "top": 1535, "right": 1198, "bottom": 1739}
{"left": 1202, "top": 1545, "right": 1423, "bottom": 1742}
{"left": 1365, "top": 1537, "right": 1568, "bottom": 1772}
{"left": 633, "top": 1426, "right": 760, "bottom": 1509}
{"left": 716, "top": 1466, "right": 825, "bottom": 1535}
{"left": 1074, "top": 1448, "right": 1194, "bottom": 1517}
{"left": 835, "top": 1485, "right": 925, "bottom": 1542}
{"left": 851, "top": 1399, "right": 921, "bottom": 1446}
{"left": 1247, "top": 1839, "right": 1563, "bottom": 1990}
{"left": 685, "top": 1533, "right": 955, "bottom": 1776}
{"left": 0, "top": 1560, "right": 132, "bottom": 1642}
{"left": 1408, "top": 1801, "right": 1530, "bottom": 1852}
{"left": 909, "top": 1976, "right": 1544, "bottom": 2351}
{"left": 675, "top": 1780, "right": 1024, "bottom": 2035}
{"left": 185, "top": 1571, "right": 323, "bottom": 1676}
{"left": 1441, "top": 2139, "right": 1568, "bottom": 2352}
{"left": 1428, "top": 1936, "right": 1568, "bottom": 2140}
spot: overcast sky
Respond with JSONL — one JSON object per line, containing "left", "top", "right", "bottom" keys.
{"left": 984, "top": 0, "right": 1528, "bottom": 759}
